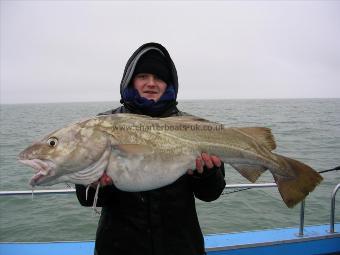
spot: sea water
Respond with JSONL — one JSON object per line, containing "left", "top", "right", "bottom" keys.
{"left": 0, "top": 99, "right": 339, "bottom": 242}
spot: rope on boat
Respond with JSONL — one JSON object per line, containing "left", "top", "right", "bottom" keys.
{"left": 318, "top": 166, "right": 340, "bottom": 174}
{"left": 222, "top": 166, "right": 340, "bottom": 195}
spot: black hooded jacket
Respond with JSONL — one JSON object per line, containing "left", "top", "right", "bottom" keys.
{"left": 75, "top": 43, "right": 226, "bottom": 255}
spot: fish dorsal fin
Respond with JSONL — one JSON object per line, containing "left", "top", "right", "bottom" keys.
{"left": 163, "top": 115, "right": 213, "bottom": 123}
{"left": 230, "top": 164, "right": 267, "bottom": 183}
{"left": 114, "top": 144, "right": 153, "bottom": 155}
{"left": 236, "top": 127, "right": 276, "bottom": 151}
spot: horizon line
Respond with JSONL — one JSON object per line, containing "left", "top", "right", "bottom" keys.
{"left": 1, "top": 97, "right": 340, "bottom": 105}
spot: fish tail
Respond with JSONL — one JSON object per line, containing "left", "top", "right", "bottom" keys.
{"left": 273, "top": 154, "right": 323, "bottom": 208}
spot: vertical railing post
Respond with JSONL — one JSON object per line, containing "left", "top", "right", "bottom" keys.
{"left": 298, "top": 200, "right": 305, "bottom": 236}
{"left": 330, "top": 183, "right": 340, "bottom": 233}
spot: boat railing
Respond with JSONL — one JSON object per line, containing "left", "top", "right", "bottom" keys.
{"left": 0, "top": 182, "right": 339, "bottom": 235}
{"left": 330, "top": 183, "right": 340, "bottom": 233}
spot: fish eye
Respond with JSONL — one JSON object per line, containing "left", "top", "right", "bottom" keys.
{"left": 47, "top": 137, "right": 58, "bottom": 147}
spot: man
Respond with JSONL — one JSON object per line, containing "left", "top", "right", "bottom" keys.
{"left": 76, "top": 42, "right": 226, "bottom": 255}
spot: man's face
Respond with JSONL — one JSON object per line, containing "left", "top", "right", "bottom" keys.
{"left": 133, "top": 73, "right": 167, "bottom": 102}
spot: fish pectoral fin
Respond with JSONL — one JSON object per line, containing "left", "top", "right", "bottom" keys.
{"left": 230, "top": 164, "right": 267, "bottom": 183}
{"left": 114, "top": 144, "right": 154, "bottom": 155}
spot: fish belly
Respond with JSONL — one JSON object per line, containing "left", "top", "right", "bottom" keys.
{"left": 106, "top": 152, "right": 196, "bottom": 192}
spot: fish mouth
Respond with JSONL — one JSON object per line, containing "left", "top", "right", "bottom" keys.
{"left": 19, "top": 159, "right": 56, "bottom": 186}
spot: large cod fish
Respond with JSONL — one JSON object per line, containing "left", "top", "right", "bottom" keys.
{"left": 18, "top": 114, "right": 322, "bottom": 208}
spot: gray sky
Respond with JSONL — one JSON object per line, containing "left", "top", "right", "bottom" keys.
{"left": 1, "top": 0, "right": 340, "bottom": 104}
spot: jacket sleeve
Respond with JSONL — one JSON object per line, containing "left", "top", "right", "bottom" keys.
{"left": 190, "top": 163, "right": 226, "bottom": 202}
{"left": 75, "top": 184, "right": 117, "bottom": 207}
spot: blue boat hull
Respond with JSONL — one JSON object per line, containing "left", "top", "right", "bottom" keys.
{"left": 1, "top": 224, "right": 339, "bottom": 255}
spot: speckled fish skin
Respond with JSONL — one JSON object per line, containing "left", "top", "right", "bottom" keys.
{"left": 18, "top": 114, "right": 322, "bottom": 208}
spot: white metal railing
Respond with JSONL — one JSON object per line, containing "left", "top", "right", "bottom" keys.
{"left": 0, "top": 189, "right": 76, "bottom": 196}
{"left": 0, "top": 183, "right": 339, "bottom": 234}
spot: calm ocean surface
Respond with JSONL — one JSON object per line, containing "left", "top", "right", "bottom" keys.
{"left": 0, "top": 99, "right": 339, "bottom": 242}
